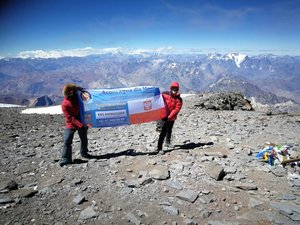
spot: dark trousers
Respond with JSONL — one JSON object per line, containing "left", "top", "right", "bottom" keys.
{"left": 61, "top": 127, "right": 88, "bottom": 163}
{"left": 157, "top": 120, "right": 174, "bottom": 150}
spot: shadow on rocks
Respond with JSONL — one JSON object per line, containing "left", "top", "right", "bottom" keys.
{"left": 143, "top": 141, "right": 214, "bottom": 155}
{"left": 72, "top": 159, "right": 89, "bottom": 164}
{"left": 71, "top": 142, "right": 214, "bottom": 161}
{"left": 78, "top": 149, "right": 140, "bottom": 160}
{"left": 162, "top": 142, "right": 214, "bottom": 154}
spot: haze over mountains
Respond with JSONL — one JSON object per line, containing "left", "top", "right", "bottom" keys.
{"left": 0, "top": 52, "right": 299, "bottom": 110}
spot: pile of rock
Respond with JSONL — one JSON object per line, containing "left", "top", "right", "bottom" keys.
{"left": 194, "top": 92, "right": 253, "bottom": 111}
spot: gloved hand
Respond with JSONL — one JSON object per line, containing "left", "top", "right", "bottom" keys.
{"left": 156, "top": 120, "right": 165, "bottom": 132}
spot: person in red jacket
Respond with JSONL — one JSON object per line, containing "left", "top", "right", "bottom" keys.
{"left": 60, "top": 84, "right": 92, "bottom": 167}
{"left": 157, "top": 81, "right": 183, "bottom": 153}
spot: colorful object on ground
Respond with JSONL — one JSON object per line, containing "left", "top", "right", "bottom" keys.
{"left": 256, "top": 142, "right": 294, "bottom": 166}
{"left": 256, "top": 145, "right": 274, "bottom": 159}
{"left": 78, "top": 86, "right": 166, "bottom": 128}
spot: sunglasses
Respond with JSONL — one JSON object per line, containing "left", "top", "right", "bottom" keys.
{"left": 171, "top": 87, "right": 179, "bottom": 91}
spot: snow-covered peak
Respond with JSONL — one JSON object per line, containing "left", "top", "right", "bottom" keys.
{"left": 227, "top": 53, "right": 247, "bottom": 68}
{"left": 208, "top": 52, "right": 248, "bottom": 67}
{"left": 208, "top": 53, "right": 222, "bottom": 60}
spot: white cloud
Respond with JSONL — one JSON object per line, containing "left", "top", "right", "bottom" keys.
{"left": 17, "top": 47, "right": 123, "bottom": 59}
{"left": 13, "top": 46, "right": 288, "bottom": 59}
{"left": 16, "top": 47, "right": 186, "bottom": 59}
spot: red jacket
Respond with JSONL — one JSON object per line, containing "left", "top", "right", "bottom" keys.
{"left": 61, "top": 96, "right": 83, "bottom": 129}
{"left": 163, "top": 81, "right": 183, "bottom": 121}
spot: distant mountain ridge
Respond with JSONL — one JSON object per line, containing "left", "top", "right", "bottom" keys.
{"left": 0, "top": 53, "right": 299, "bottom": 111}
{"left": 205, "top": 77, "right": 291, "bottom": 105}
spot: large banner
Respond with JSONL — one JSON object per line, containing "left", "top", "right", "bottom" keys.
{"left": 78, "top": 86, "right": 166, "bottom": 128}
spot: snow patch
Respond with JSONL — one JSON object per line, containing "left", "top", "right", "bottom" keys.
{"left": 168, "top": 62, "right": 177, "bottom": 69}
{"left": 21, "top": 105, "right": 62, "bottom": 115}
{"left": 0, "top": 103, "right": 24, "bottom": 108}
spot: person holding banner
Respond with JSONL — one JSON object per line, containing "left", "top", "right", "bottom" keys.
{"left": 59, "top": 83, "right": 92, "bottom": 167}
{"left": 157, "top": 81, "right": 183, "bottom": 153}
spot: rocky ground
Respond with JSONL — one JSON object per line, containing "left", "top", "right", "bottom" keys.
{"left": 0, "top": 95, "right": 300, "bottom": 225}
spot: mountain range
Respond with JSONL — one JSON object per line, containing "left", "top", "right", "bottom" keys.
{"left": 0, "top": 52, "right": 299, "bottom": 110}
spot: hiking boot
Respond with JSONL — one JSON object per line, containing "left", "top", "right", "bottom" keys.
{"left": 156, "top": 147, "right": 164, "bottom": 155}
{"left": 59, "top": 160, "right": 71, "bottom": 167}
{"left": 158, "top": 150, "right": 165, "bottom": 155}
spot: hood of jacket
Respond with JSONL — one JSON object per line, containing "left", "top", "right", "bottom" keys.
{"left": 62, "top": 83, "right": 78, "bottom": 97}
{"left": 170, "top": 81, "right": 180, "bottom": 96}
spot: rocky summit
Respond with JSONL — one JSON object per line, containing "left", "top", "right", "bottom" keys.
{"left": 0, "top": 95, "right": 300, "bottom": 225}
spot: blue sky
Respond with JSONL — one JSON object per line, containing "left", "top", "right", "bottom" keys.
{"left": 1, "top": 0, "right": 300, "bottom": 58}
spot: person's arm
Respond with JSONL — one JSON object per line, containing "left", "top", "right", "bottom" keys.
{"left": 62, "top": 103, "right": 83, "bottom": 129}
{"left": 167, "top": 97, "right": 183, "bottom": 120}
